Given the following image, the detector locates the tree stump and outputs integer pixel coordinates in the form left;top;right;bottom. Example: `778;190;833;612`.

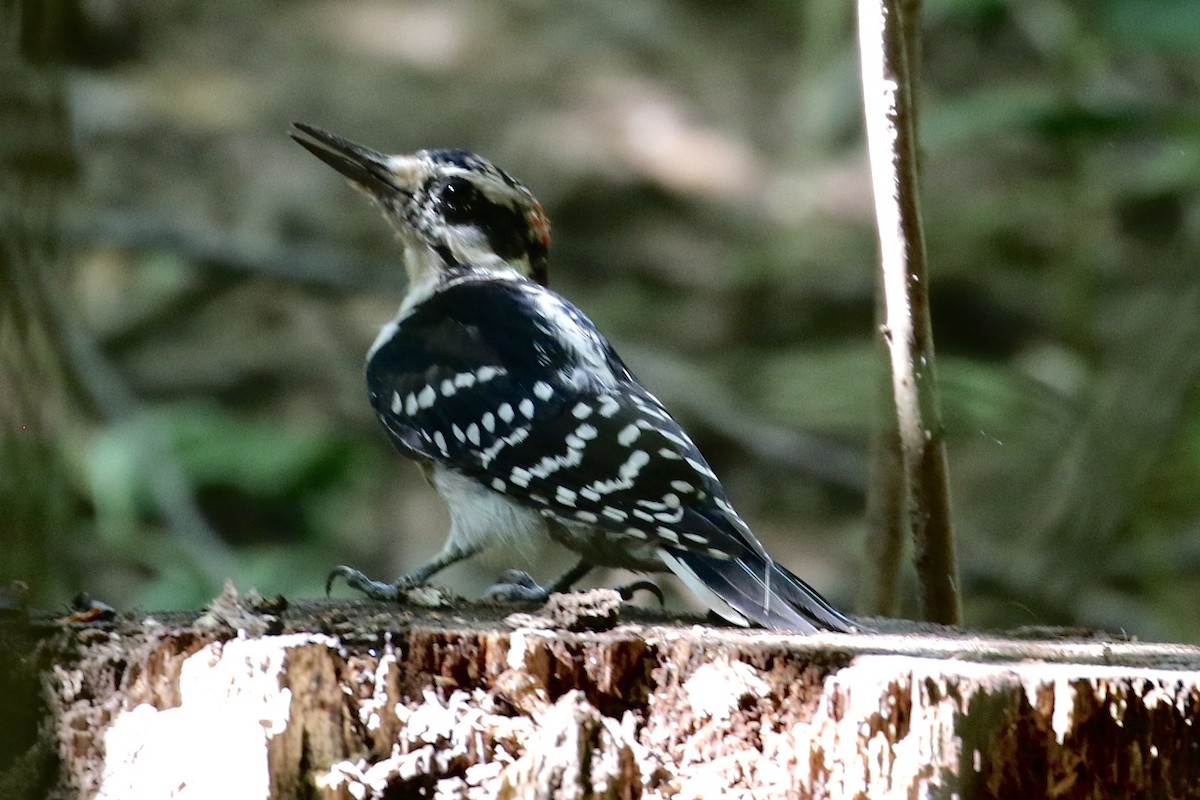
4;585;1200;799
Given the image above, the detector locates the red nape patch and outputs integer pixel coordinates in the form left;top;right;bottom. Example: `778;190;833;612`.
528;201;551;249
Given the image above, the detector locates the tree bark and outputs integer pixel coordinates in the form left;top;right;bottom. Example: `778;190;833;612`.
5;586;1200;799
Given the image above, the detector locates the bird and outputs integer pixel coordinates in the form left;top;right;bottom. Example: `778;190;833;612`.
290;122;855;633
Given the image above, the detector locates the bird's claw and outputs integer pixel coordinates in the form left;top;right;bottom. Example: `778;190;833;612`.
325;565;404;601
483;569;551;602
616;579;666;606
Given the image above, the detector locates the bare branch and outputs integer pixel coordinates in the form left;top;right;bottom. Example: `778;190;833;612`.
857;0;960;623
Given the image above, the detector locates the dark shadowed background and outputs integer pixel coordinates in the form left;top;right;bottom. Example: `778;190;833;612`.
3;0;1200;640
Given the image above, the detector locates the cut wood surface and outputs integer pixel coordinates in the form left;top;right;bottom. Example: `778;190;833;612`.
4;585;1200;799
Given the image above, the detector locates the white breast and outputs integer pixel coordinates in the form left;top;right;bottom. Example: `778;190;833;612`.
431;465;553;557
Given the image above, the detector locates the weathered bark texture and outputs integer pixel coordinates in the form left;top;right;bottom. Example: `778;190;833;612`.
5;589;1200;799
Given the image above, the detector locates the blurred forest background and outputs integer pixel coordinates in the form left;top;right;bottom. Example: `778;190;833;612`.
3;0;1200;640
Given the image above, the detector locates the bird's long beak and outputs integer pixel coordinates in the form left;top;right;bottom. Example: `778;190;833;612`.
290;122;406;199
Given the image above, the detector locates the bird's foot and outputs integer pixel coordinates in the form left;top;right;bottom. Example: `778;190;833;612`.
484;570;665;607
483;569;550;602
326;565;422;601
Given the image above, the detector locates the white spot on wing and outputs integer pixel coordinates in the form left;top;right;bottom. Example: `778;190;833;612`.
418;385;437;409
555;487;577;507
634;395;672;422
479;437;505;467
617;423;640;447
575;510;599;523
533;381;554;401
476;365;503;383
454;372;476;388
598;396;620;418
391;392;403;414
671;480;695;493
441;379;457;397
622;450;650;479
585;450;652;498
656;527;680;544
572;402;592;419
510;466;532;487
466;422;480;445
575;423;598;440
482;412;496;433
433;431;448;454
659;429;691;448
478;424;531;467
405;393;419;416
519;398;535;419
602;507;627;522
491;478;506;492
529;445;584;479
498;403;515;424
452;424;466;442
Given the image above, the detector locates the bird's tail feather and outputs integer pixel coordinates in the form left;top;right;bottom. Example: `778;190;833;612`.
662;547;856;633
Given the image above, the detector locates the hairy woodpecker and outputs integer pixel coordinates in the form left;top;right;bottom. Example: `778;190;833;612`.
291;123;855;633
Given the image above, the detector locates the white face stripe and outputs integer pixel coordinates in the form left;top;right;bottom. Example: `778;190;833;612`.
419;160;528;207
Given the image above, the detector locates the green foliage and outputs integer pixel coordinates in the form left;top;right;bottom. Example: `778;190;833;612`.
84;404;363;608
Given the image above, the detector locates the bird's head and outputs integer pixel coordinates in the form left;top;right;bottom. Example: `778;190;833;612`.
291;123;550;287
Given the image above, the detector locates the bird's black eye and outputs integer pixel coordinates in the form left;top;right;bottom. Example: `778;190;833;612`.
434;174;532;264
438;178;482;224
